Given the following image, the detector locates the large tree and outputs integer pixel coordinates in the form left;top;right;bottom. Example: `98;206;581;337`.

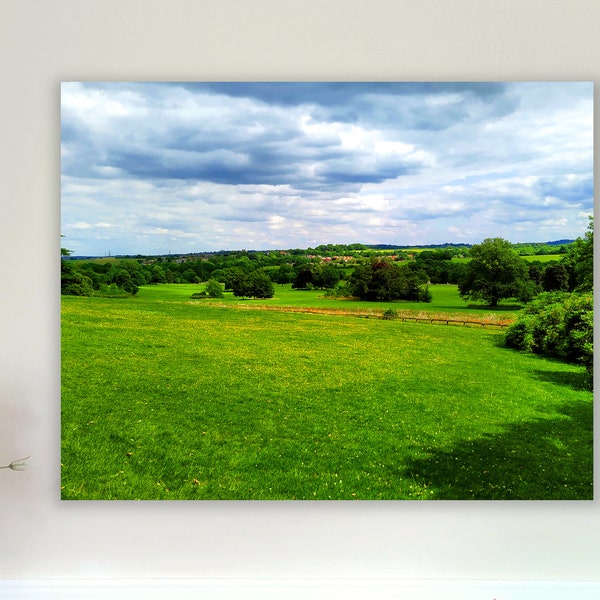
458;238;532;306
564;216;593;291
348;259;431;302
247;269;274;298
232;269;274;299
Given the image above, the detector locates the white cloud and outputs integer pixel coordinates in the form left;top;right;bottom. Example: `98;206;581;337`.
60;82;593;254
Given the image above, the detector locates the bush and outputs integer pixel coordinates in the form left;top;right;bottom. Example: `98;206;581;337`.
61;262;94;296
505;291;593;388
94;283;130;298
323;281;350;298
418;285;433;303
382;308;398;320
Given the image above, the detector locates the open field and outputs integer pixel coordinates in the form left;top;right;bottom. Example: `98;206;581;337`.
144;283;522;322
61;285;593;500
451;254;563;264
521;254;564;262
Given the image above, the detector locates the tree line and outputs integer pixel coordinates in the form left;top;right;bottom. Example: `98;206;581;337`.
62;222;593;388
61;232;587;304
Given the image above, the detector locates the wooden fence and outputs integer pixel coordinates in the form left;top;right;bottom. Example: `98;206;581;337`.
198;300;512;329
393;315;509;329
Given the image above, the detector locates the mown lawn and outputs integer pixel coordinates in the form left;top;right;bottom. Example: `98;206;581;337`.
61;288;593;500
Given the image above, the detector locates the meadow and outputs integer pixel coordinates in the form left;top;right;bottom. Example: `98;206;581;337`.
61;284;593;500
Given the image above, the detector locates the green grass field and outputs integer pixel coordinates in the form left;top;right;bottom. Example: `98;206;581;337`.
145;283;521;323
521;254;564;263
61;284;593;500
452;254;563;264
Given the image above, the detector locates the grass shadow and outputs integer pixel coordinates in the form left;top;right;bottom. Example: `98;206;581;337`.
532;369;590;391
402;400;593;500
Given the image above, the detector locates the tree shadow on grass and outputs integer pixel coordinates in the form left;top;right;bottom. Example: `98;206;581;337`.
532;369;590;391
402;399;593;500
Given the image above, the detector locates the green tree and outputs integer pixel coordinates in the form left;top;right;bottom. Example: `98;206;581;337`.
61;261;93;296
205;279;224;298
292;264;315;289
150;265;167;284
222;267;244;291
247;269;275;299
564;217;593;291
117;259;148;286
275;263;295;284
348;259;431;302
527;262;544;290
183;268;201;284
458;238;531;306
113;268;139;295
313;264;341;289
543;263;569;292
232;272;250;298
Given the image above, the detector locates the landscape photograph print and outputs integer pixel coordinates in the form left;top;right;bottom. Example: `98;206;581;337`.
61;82;593;500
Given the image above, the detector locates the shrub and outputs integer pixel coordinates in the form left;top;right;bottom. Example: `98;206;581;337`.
323;281;350;298
94;283;130;298
418;285;433;303
505;291;593;388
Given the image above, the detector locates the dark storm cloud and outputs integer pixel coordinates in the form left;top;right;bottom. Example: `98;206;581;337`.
182;82;517;134
62;83;432;188
182;81;507;108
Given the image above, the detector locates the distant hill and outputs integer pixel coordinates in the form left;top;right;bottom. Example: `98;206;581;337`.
367;240;574;251
367;243;472;250
64;239;575;260
545;239;574;246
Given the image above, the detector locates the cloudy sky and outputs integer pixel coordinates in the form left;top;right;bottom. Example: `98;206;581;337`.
61;82;593;256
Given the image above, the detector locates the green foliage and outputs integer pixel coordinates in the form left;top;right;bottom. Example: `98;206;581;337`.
61;261;94;296
291;264;315;289
61;258;146;296
458;237;531;306
563;216;593;291
113;268;139;295
149;265;167;284
505;291;593;389
232;272;250;298
543;263;569;292
348;259;432;302
247;269;275;298
182;268;201;284
413;249;468;284
274;263;295;284
232;269;274;298
205;279;224;298
323;280;351;299
314;264;342;289
94;283;131;297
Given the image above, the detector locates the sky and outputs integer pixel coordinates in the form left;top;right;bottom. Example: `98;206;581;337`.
61;82;593;256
